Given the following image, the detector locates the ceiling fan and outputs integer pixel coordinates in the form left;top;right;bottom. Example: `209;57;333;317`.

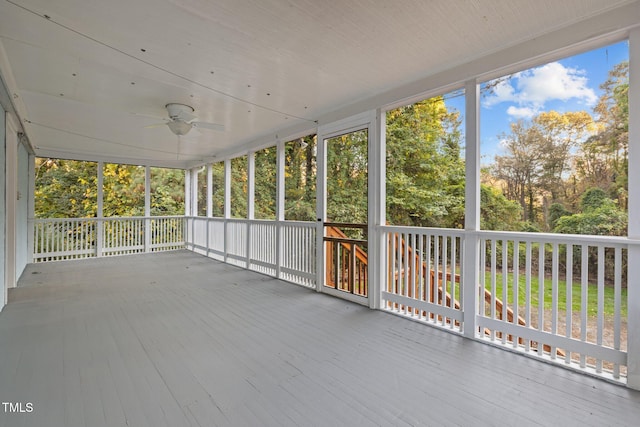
147;103;225;136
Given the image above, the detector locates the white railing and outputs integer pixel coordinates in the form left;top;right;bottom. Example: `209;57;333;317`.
477;230;628;382
185;217;317;289
33;217;97;261
32;216;185;262
33;215;632;383
380;225;631;383
280;221;316;288
381;226;465;332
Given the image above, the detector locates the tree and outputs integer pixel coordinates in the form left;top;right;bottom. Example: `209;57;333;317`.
576;61;628;209
386;97;465;228
36;158;185;218
285;136;316;221
35;158;98;218
150;167;185;216
491;111;595;229
326;131;368;224
480;185;523;231
230;156;248;218
554;188;626;236
254;146;277;219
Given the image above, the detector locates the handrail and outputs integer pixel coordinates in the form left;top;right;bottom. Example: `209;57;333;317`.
324;222;368;230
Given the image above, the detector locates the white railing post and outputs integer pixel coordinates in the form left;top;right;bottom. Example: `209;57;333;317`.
144;166;151;253
206;164;212;257
224;159;231;262
247;152;255;268
370;108;385;309
96;161;104;257
316;132;326;293
462;79;480;339
627;27;640;390
275;140;285;278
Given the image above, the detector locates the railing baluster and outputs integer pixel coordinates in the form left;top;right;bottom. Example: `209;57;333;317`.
538;243;545;339
551;243;559;359
597;245;605;373
490;239;497;341
565;244;573;364
614;246;622;379
580;244;588;368
513;240;519;348
501;239;507;344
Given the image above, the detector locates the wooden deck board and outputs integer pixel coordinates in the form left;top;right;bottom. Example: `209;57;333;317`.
1;250;639;426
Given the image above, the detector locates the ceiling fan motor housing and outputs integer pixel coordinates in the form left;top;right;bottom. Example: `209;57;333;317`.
165;103;195;120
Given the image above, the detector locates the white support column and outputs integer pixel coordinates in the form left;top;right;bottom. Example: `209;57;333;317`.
247;152;255;268
275;140;285;278
184;168;191;249
144;166;151;253
224;159;231;262
206;164;213;217
96;161;104;257
462;79;481;339
224;160;231;219
247;151;255;220
316;134;327;293
370;109;386;310
27;153;35;263
191;168;198;248
627;27;640;390
184;167;191;217
206;163;212;257
192;168;199;217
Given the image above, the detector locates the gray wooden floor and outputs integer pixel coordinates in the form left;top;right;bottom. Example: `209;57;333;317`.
1;251;639;427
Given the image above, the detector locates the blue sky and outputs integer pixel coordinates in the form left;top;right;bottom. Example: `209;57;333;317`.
443;40;629;165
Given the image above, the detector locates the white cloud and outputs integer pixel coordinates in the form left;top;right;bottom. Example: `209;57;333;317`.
506;106;537;119
483;62;597;118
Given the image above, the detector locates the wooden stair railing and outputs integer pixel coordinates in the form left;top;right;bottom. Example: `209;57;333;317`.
325;225;368;295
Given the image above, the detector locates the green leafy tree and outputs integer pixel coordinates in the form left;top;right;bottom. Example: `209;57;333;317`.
548;202;572;230
386;97;465;228
102;163;145;217
577;61;628;208
35;158;98;218
150;167;185;216
285;136;316;221
36;158;185;218
211;162;225;217
480;185;523;231
255;146;277;219
554;188;626;236
492;111;594;228
230;156;248;218
326;131;368;224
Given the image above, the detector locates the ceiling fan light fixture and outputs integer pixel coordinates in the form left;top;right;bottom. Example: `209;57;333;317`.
167;120;192;136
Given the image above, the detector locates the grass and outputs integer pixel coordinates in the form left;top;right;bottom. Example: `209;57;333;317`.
482;271;627;317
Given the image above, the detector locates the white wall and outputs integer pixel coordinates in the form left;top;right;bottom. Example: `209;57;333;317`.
15;141;28;280
0;107;5;310
4;113;17;294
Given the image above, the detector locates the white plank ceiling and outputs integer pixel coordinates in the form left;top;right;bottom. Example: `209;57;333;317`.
0;0;638;168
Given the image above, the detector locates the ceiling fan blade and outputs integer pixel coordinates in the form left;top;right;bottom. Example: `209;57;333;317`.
192;121;225;131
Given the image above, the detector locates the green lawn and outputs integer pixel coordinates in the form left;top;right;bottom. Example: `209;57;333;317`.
482;271;627;317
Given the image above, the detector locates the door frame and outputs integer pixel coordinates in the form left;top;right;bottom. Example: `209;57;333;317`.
316;111;377;306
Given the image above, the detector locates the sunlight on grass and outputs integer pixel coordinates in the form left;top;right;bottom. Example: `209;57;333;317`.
483;272;626;317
